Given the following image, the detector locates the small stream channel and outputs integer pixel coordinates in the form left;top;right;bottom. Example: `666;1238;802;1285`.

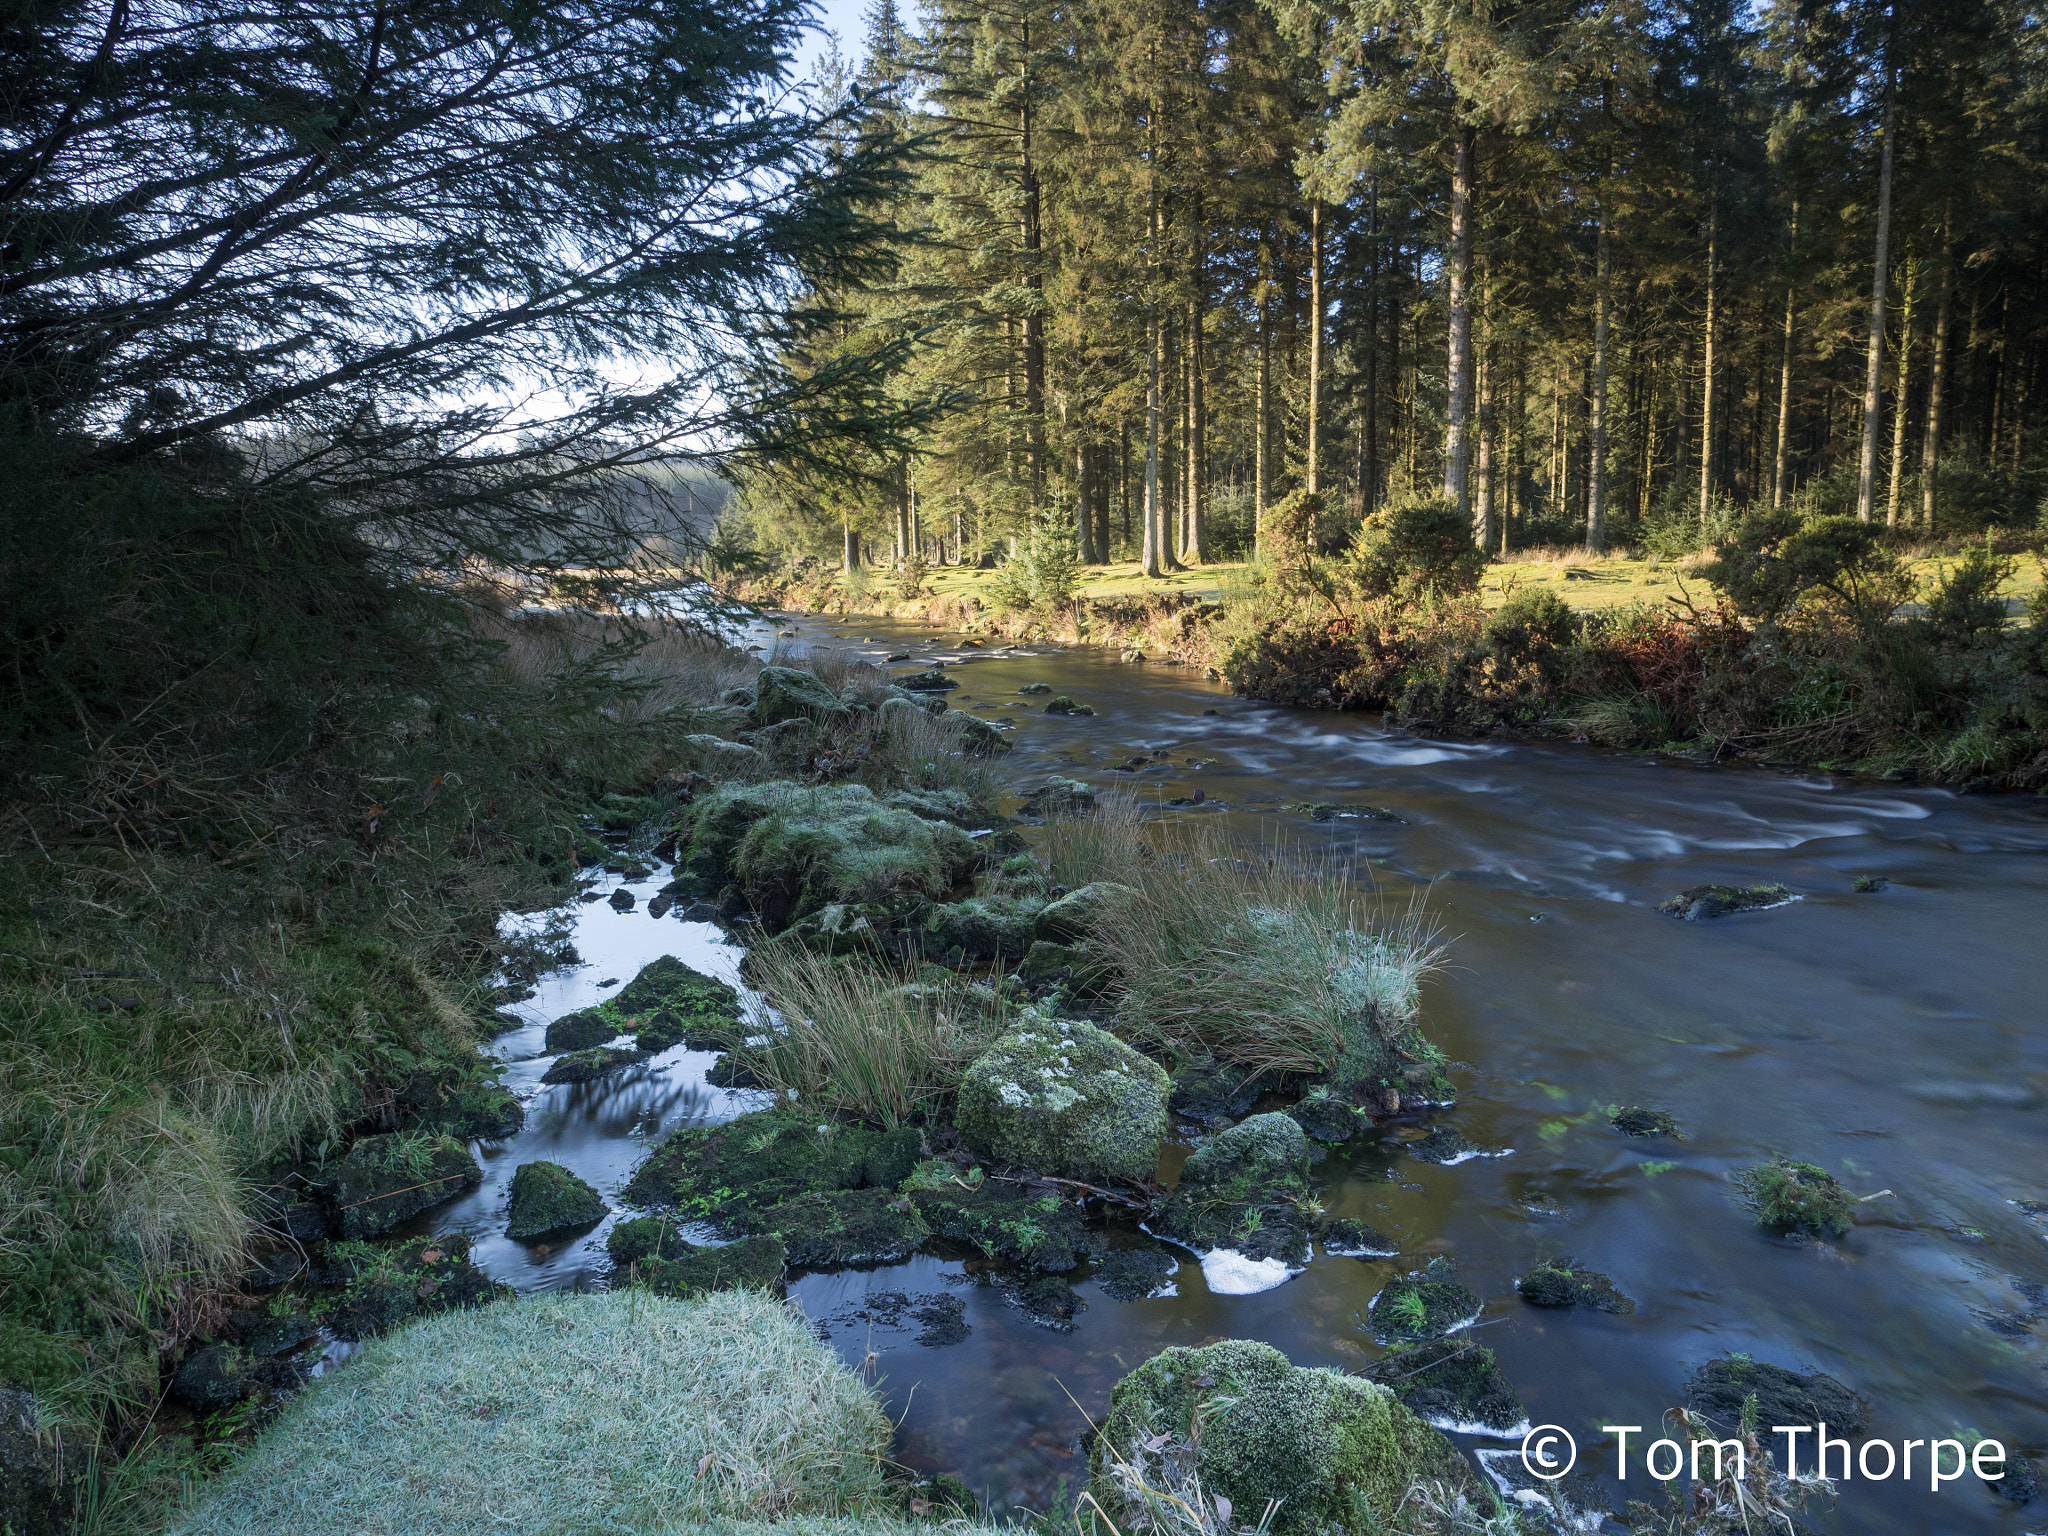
427;611;2048;1535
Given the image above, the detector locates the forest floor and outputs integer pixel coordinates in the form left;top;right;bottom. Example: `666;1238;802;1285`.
862;544;2046;618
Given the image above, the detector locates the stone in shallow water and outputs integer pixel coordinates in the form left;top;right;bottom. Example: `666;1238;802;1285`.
1684;1356;1867;1435
1610;1104;1680;1138
1154;1113;1313;1266
1368;1263;1483;1342
505;1160;607;1239
1363;1336;1526;1434
1320;1218;1399;1258
1514;1258;1633;1313
1094;1248;1180;1301
1404;1126;1505;1164
1657;882;1793;920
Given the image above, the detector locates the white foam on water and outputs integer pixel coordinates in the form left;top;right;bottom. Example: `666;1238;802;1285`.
1199;1249;1301;1295
1435;1148;1513;1167
1423;1415;1533;1440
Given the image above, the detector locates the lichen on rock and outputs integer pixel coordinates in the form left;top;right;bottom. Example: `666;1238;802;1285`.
611;953;743;1052
1362;1336;1526;1433
955;1021;1168;1185
1089;1339;1489;1536
1658;882;1795;920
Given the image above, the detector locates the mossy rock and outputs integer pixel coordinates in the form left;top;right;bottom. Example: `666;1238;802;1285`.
0;1387;73;1536
320;1234;511;1341
754;665;852;727
1031;881;1136;944
1287;1093;1361;1143
1319;1218;1398;1258
1090;1339;1488;1536
1017;776;1097;818
1658;882;1793;920
1362;1337;1525;1433
909;1181;1096;1271
920;893;1046;960
731;1188;930;1268
1733;1156;1857;1237
540;1045;647;1085
170;1343;261;1412
635;1235;788;1297
900;668;959;691
612;954;743;1051
505;1161;608;1239
409;1080;524;1141
1042;695;1094;716
1516;1259;1634;1313
544;1008;618;1052
621;1108;918;1218
1367;1269;1483;1342
1684;1356;1868;1434
883;786;1005;831
678;732;766;779
1167;1058;1274;1124
1154;1113;1312;1265
677;781;979;932
943;712;1013;757
956;1022;1168;1185
594;792;664;832
1018;939;1106;992
606;1216;689;1266
333;1133;482;1239
1094;1248;1180;1301
1610;1105;1680;1138
777;900;897;959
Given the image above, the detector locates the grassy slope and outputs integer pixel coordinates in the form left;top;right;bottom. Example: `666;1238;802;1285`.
830;549;2045;618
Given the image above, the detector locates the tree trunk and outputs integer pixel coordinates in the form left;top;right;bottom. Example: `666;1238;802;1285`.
1144;296;1163;578
1855;53;1898;523
1586;182;1612;551
843;518;859;574
1699;184;1718;521
1187;290;1207;562
1255;281;1270;556
1886;255;1918;525
894;458;910;566
1474;327;1494;551
1920;218;1954;531
1306;198;1324;499
1075;439;1094;563
1364;180;1380;514
1018;39;1045;512
1773;205;1798;509
1443;123;1475;513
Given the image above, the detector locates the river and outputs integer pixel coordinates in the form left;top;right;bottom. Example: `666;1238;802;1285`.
429;613;2048;1535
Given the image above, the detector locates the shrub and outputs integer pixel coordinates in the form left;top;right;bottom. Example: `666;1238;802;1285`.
1701;509;1909;629
735;949;1007;1127
1346;493;1488;602
1097;822;1449;1111
173;1289;894;1534
1485;586;1576;651
1922;536;2018;646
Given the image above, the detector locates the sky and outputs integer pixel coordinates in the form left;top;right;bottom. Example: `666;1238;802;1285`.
793;0;874;84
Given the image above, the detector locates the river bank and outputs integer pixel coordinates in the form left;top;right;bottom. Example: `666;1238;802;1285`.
724;531;2048;792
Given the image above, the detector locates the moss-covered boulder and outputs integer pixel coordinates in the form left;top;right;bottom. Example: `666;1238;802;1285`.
1288;1092;1362;1143
1685;1356;1868;1434
1658;882;1794;920
1018;939;1091;990
1155;1113;1312;1265
621;1108;920;1218
921;894;1046;960
1733;1155;1857;1237
882;786;1003;831
1362;1337;1526;1433
904;1166;1098;1271
1089;1340;1487;1536
731;1189;930;1268
544;1009;618;1053
678;732;766;779
1017;776;1097;818
1167;1058;1274;1125
505;1161;608;1239
754;665;852;727
540;1045;647;1085
606;1216;689;1265
1515;1258;1634;1312
170;1343;261;1412
955;1022;1168;1185
1032;881;1136;944
677;781;979;932
1319;1218;1399;1258
1367;1266;1483;1342
319;1234;511;1341
777;900;896;958
612;954;743;1052
332;1133;482;1239
633;1235;787;1298
1611;1105;1680;1138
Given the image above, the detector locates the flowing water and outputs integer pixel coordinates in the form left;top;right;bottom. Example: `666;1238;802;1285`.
430;614;2048;1535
